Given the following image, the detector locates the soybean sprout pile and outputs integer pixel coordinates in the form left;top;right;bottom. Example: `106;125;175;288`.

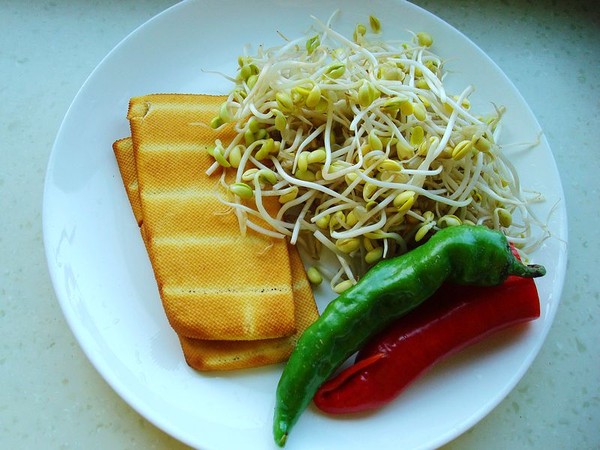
206;14;545;293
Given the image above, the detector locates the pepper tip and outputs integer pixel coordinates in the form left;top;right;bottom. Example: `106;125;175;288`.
276;432;288;447
273;418;289;447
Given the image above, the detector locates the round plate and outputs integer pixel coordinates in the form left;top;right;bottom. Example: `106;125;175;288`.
43;1;567;449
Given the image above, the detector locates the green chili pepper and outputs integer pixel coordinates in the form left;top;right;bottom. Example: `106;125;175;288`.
273;225;545;446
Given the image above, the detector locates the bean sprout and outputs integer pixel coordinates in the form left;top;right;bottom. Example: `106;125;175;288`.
206;13;546;291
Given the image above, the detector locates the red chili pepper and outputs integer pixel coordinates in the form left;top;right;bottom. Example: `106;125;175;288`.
313;254;541;415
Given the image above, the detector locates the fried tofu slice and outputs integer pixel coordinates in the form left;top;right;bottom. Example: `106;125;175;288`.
127;94;297;341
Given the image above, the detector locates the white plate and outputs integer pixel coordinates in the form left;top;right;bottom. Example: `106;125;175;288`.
43;1;568;449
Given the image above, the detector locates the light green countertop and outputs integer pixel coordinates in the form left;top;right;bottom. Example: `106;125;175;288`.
1;1;598;448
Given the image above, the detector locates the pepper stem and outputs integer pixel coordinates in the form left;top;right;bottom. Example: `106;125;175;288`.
510;261;547;278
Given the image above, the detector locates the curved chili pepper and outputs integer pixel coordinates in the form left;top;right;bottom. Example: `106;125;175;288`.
273;225;546;447
313;272;540;414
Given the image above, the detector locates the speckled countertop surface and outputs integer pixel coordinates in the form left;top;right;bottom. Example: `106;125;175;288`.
1;0;598;449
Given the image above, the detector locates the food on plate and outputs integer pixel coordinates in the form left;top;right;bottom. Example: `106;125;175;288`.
273;225;546;446
113;94;319;370
176;242;318;371
313;245;541;414
208;13;546;293
127;94;297;340
109;11;549;443
112;137;144;226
